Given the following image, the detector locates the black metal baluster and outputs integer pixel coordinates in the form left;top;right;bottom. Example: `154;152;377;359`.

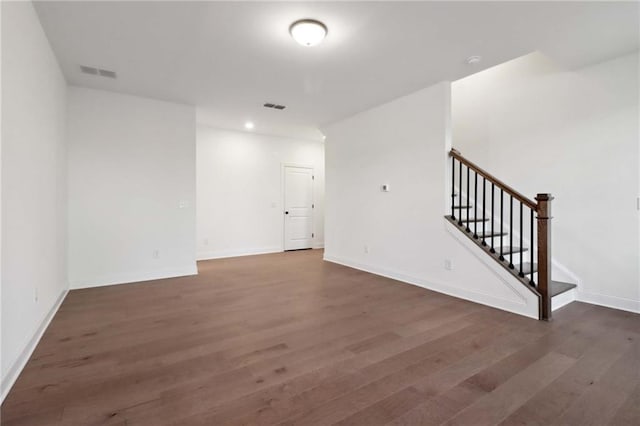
465;166;470;232
530;208;535;286
482;178;486;246
519;202;524;277
473;172;478;239
451;157;456;221
490;183;495;253
458;159;463;226
499;190;504;261
509;195;514;269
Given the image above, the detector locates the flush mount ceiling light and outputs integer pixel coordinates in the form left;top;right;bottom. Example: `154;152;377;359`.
244;121;254;130
289;19;327;47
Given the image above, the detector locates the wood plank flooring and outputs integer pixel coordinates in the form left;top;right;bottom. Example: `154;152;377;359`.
2;249;639;425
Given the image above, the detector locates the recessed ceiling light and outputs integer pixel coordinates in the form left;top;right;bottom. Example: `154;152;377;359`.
244;122;254;130
289;19;327;47
466;55;482;65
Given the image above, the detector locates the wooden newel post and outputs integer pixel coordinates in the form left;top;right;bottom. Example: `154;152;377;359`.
536;193;553;321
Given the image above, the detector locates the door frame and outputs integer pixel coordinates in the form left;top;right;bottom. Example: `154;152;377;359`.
281;163;315;251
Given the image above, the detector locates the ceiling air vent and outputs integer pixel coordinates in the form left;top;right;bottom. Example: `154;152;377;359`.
98;69;117;79
79;65;98;75
263;103;286;110
80;65;117;79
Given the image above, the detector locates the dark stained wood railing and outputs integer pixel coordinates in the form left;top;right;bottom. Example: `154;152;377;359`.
448;148;553;321
450;149;537;209
535;193;553;320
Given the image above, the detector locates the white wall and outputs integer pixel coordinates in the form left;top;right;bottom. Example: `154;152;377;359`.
1;1;68;397
67;87;197;288
323;82;540;319
453;51;640;313
197;126;324;259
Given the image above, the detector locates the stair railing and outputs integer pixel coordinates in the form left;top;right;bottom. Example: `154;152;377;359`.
449;149;553;320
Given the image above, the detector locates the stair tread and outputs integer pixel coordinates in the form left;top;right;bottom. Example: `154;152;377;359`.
475;229;507;238
496;246;529;254
551;280;577;297
515;262;537;275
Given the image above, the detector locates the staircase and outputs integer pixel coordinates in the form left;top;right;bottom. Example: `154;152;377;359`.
446;149;576;321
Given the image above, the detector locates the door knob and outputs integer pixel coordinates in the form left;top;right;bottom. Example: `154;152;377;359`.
285;211;289;214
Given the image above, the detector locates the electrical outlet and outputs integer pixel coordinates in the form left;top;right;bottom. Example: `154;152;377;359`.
153;250;160;259
34;287;39;303
364;245;370;254
203;238;209;246
444;259;453;271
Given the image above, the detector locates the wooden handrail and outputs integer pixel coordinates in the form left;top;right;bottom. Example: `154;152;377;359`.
450;149;537;210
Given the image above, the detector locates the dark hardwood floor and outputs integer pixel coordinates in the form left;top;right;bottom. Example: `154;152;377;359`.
2;250;639;425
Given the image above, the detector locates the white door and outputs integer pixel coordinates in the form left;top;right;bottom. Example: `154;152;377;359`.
284;166;314;250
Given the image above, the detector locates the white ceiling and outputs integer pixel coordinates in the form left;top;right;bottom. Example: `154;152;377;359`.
35;1;639;141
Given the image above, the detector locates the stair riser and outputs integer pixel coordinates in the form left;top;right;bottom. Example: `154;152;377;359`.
455;232;524;250
454;218;525;233
455;225;536;254
551;288;576;311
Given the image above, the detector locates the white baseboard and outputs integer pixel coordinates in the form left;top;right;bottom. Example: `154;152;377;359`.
1;289;68;402
323;254;539;319
313;241;325;249
577;290;640;314
197;246;282;261
70;264;198;289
